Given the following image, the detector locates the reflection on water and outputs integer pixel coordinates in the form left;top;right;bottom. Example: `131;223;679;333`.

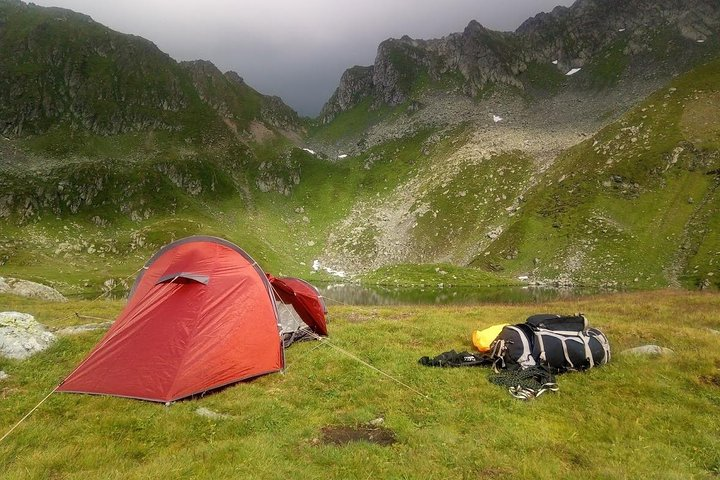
71;283;618;306
316;283;616;306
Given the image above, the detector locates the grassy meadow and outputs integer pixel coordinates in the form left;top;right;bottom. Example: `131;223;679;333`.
1;290;719;479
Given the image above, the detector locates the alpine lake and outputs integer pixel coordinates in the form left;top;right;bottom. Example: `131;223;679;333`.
77;283;622;305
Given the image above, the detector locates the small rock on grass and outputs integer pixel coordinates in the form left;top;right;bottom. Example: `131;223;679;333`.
0;312;56;360
55;322;113;336
368;417;385;427
0;370;8;381
195;407;231;420
621;345;674;356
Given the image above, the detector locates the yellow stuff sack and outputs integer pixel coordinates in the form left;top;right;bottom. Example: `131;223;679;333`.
472;324;509;352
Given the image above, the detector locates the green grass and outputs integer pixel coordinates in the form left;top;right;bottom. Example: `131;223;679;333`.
521;61;567;93
410;151;535;262
0;290;718;479
307;98;392;144
362;263;520;287
583;38;630;88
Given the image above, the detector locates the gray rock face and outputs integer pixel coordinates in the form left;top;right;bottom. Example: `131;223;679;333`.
621;344;675;356
319;66;374;123
0;277;67;302
320;0;720;121
0;311;56;360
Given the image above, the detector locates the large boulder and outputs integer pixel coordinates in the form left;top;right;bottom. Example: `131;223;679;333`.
0;277;67;302
0;312;56;359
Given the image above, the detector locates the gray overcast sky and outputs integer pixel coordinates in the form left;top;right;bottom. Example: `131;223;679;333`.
31;0;574;116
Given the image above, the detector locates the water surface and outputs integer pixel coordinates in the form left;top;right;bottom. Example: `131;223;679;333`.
73;283;618;306
316;283;616;306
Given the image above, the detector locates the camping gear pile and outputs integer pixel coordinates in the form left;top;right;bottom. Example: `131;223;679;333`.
420;313;611;400
54;235;608;404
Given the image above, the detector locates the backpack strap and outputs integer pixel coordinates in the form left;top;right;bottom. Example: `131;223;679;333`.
582;333;595;369
490;339;507;372
507;325;536;368
488;365;559;400
579;313;589;330
535;330;547;363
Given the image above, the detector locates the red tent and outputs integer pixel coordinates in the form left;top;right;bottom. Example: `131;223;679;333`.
57;237;285;403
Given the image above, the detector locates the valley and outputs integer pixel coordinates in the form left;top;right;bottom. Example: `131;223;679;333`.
0;0;719;294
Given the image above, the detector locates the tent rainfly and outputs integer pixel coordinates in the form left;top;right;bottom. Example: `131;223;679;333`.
268;274;327;346
57;236;327;403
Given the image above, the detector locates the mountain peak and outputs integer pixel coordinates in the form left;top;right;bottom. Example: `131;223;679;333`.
0;1;301;138
464;19;486;33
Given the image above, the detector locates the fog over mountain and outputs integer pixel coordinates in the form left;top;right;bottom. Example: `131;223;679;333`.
29;0;573;116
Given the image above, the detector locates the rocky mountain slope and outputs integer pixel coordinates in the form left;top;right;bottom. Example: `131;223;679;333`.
319;0;720;124
0;0;311;220
310;0;720;289
317;60;720;289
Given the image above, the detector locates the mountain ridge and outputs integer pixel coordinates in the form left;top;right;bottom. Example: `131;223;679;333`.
0;0;303;139
319;0;720;123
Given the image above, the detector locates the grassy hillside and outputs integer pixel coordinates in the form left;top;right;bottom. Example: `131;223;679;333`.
0;1;302;139
0;290;718;478
475;60;720;289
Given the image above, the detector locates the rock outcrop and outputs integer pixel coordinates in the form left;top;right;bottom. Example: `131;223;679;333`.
319;66;374;123
180;60;302;135
0;276;67;302
0;311;56;359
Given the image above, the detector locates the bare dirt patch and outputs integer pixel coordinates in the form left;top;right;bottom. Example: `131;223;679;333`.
249;120;276;143
320;425;397;446
681;92;720;148
699;374;720;387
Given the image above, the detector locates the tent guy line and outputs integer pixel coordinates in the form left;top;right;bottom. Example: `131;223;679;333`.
296;326;433;401
269;279;432;400
0;388;57;444
1;265;147;444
